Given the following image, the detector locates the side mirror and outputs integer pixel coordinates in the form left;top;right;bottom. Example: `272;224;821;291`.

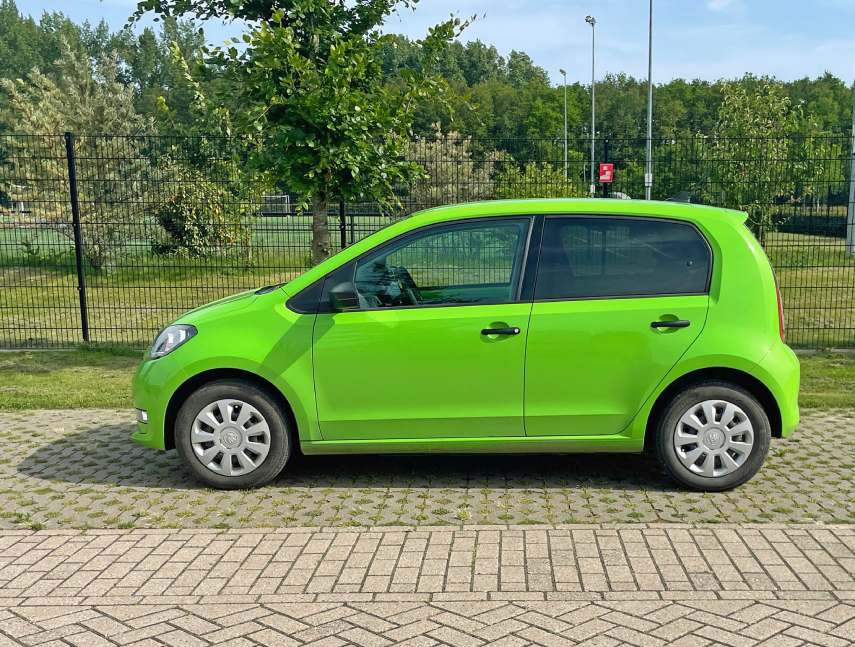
329;281;359;311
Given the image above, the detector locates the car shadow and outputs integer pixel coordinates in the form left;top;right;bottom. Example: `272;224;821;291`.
17;422;675;492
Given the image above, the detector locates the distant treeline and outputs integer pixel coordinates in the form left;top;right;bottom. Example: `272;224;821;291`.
0;0;851;140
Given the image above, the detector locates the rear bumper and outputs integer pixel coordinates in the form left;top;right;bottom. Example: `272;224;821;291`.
755;343;800;438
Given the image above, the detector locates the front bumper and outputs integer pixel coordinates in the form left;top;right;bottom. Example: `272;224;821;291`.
131;359;171;450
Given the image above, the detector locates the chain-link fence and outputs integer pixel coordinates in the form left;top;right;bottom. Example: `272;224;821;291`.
1;131;853;348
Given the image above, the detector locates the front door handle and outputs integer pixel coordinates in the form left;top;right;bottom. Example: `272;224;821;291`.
651;319;691;329
481;327;521;336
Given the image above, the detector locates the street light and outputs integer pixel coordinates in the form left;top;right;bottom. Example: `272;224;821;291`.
846;75;855;255
560;68;567;180
585;15;596;197
645;0;654;200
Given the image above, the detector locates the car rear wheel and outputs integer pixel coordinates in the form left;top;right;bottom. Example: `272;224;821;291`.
175;379;291;489
655;381;771;491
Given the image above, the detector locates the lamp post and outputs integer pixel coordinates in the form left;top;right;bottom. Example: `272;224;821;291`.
645;0;654;200
585;15;596;197
847;74;855;255
560;68;568;180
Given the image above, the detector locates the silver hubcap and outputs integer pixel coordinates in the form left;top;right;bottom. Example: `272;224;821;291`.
673;399;755;478
191;399;271;477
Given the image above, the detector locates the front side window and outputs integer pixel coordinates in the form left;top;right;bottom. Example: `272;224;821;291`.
535;216;711;300
351;218;530;308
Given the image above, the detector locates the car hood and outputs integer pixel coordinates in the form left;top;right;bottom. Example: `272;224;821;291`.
175;289;261;327
186;289;256;314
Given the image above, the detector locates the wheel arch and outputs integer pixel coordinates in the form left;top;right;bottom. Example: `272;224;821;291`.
164;368;299;451
644;366;782;451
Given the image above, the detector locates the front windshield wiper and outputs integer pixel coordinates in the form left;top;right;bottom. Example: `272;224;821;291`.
255;282;286;295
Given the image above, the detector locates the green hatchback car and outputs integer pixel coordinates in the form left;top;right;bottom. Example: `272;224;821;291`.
133;199;799;491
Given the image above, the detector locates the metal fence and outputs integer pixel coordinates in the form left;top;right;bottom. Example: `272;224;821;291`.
1;131;853;348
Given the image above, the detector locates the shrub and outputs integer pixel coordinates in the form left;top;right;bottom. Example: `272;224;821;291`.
152;181;248;259
410;127;505;206
494;160;585;199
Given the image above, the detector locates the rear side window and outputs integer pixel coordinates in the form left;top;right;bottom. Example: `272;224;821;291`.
535;216;711;300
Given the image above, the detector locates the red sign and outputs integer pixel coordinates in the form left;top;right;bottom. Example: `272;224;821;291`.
599;162;614;183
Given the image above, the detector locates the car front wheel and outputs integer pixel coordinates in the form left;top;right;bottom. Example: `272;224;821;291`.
655;381;771;491
175;379;291;489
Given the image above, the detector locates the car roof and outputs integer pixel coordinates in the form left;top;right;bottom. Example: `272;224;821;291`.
410;198;747;225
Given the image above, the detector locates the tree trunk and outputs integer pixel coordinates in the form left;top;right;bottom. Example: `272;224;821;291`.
311;192;331;265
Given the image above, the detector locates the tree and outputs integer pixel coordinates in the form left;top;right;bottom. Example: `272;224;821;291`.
787;72;851;131
138;0;468;264
0;2;213;135
0;40;152;269
7;2;855;141
409;126;504;207
701;80;801;235
506;50;549;87
0;0;43;85
115;17;207;128
457;40;505;86
788;116;846;209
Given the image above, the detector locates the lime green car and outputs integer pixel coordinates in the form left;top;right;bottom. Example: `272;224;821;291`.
133;199;799;491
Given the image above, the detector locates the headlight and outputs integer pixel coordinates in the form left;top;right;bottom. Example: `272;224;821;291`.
148;324;197;359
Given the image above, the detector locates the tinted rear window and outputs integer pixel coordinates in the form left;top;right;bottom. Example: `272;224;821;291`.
535;216;711;300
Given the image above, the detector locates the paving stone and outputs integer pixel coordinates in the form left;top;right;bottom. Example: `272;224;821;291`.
5;597;853;647
2;409;853;529
0;409;853;645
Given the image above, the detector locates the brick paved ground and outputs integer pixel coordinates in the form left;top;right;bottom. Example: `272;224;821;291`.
2;410;855;644
1;409;853;529
0;525;853;646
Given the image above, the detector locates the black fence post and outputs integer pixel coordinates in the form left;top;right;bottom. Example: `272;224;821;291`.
64;132;90;343
601;138;610;199
338;199;347;249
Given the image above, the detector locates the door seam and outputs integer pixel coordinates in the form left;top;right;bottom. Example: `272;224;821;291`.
521;302;535;436
618;297;712;435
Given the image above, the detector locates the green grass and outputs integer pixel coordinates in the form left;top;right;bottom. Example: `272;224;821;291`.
0;345;852;411
0;345;139;410
798;352;855;408
760;231;855;349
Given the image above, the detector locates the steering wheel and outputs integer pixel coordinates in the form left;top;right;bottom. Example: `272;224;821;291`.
391;266;422;306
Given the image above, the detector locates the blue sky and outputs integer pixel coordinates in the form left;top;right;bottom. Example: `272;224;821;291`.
16;0;855;86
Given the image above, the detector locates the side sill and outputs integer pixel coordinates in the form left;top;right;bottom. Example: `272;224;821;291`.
300;435;642;455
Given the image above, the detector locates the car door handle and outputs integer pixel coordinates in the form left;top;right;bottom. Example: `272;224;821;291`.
481;327;521;336
651;319;691;329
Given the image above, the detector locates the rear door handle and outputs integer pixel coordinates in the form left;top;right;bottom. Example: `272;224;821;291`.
651;320;691;329
481;327;521;336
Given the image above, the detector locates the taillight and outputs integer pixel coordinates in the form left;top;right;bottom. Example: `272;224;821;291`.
775;282;785;342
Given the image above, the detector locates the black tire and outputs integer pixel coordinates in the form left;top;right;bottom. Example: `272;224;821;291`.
654;381;771;491
175;379;291;489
